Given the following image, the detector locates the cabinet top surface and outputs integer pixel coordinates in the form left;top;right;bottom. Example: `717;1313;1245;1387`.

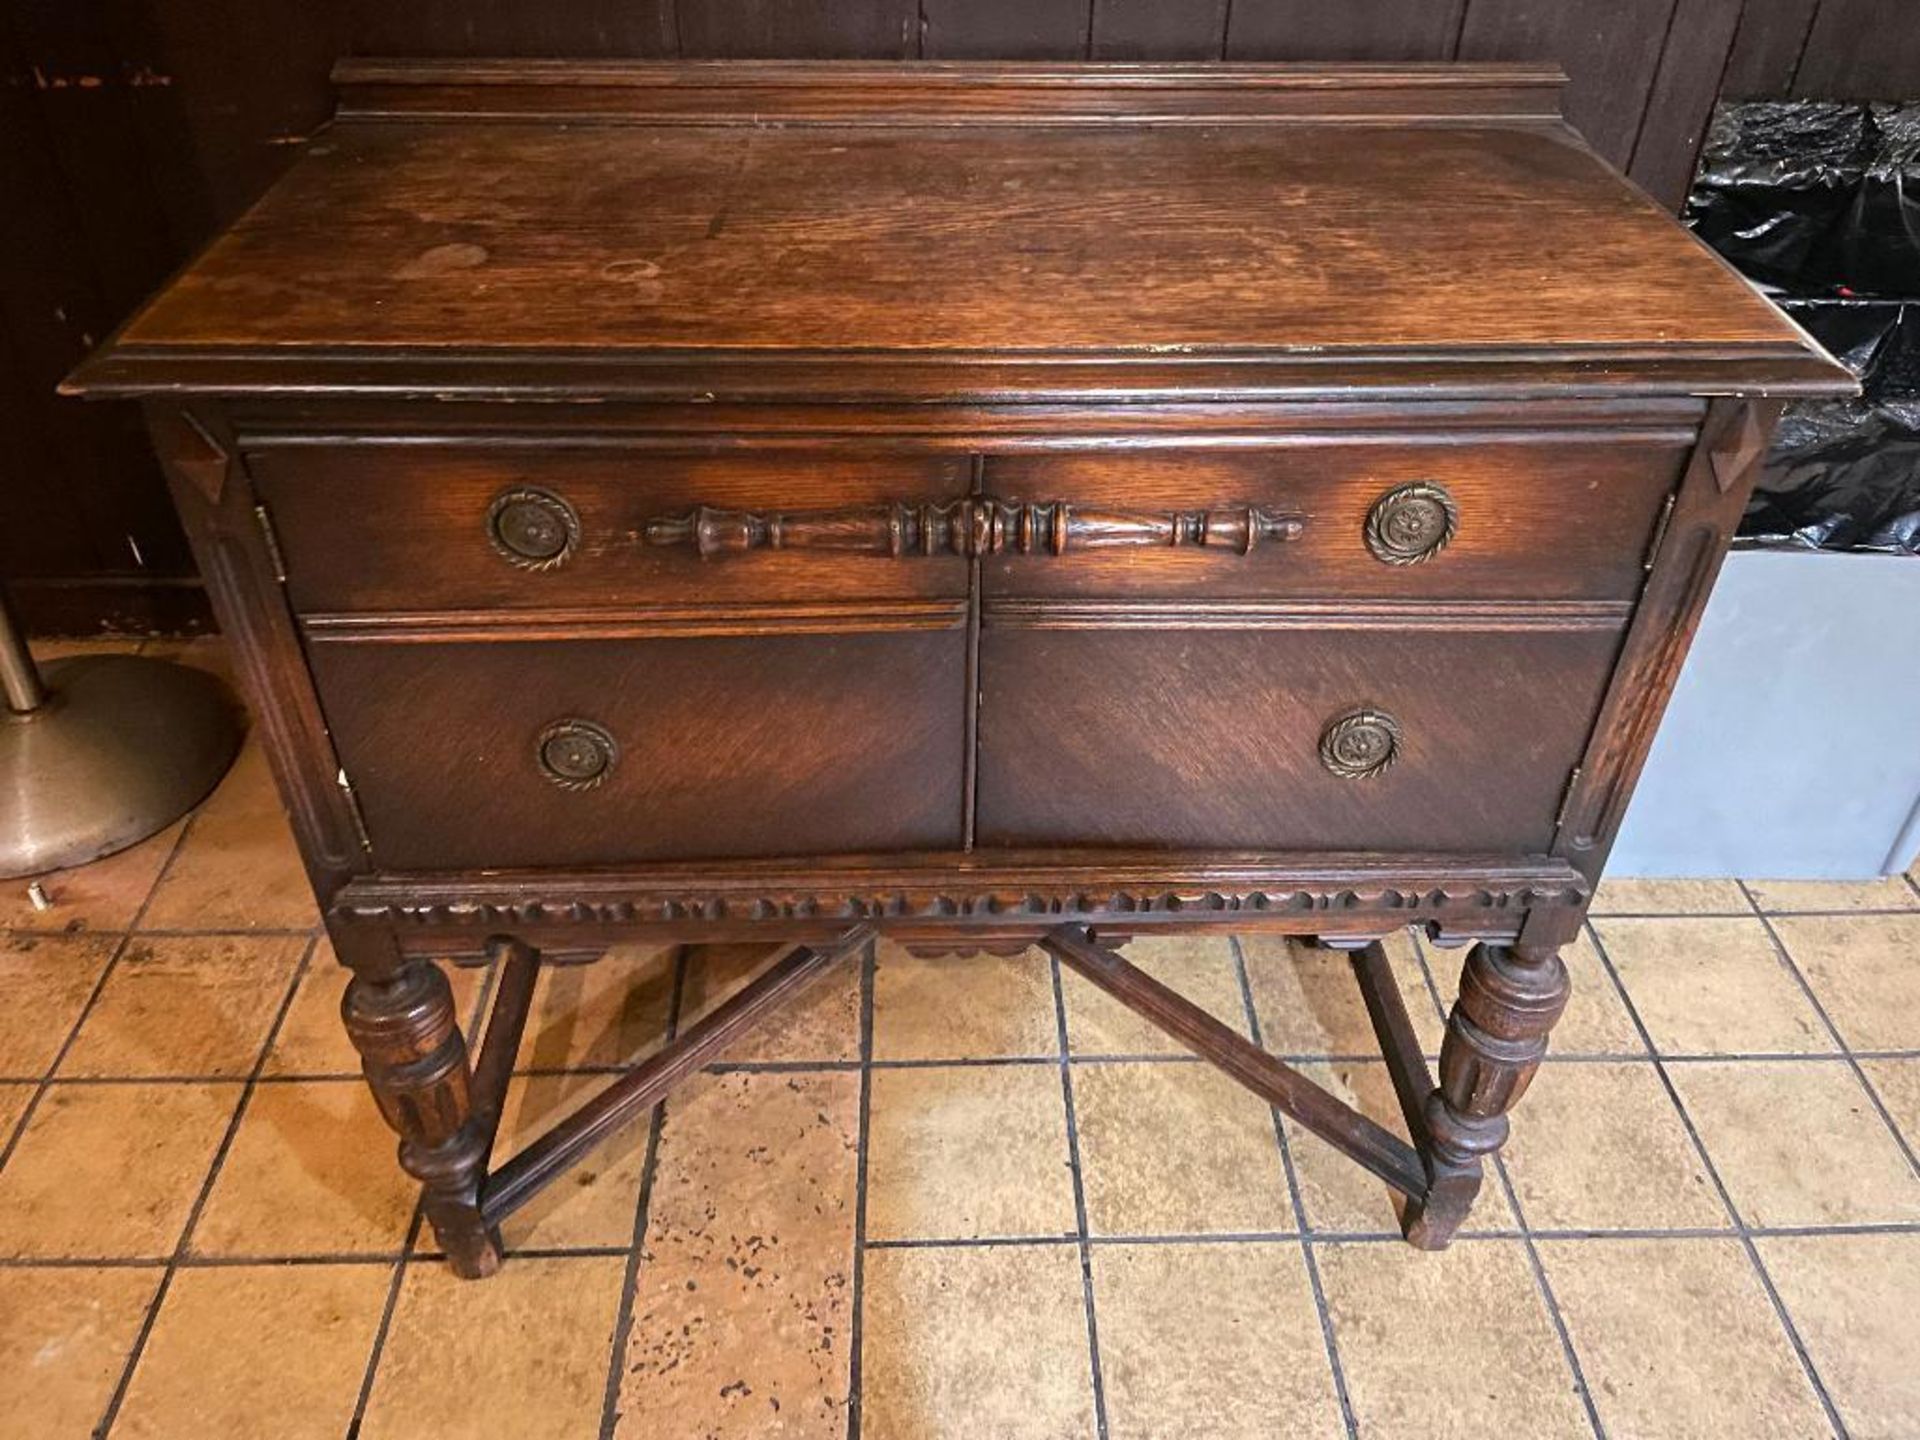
72;61;1851;403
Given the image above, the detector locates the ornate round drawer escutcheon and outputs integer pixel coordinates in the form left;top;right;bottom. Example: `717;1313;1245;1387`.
536;719;617;790
487;486;580;570
1319;708;1403;781
1365;481;1458;565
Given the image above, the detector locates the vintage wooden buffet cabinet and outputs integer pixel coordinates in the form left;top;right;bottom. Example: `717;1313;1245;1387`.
71;60;1851;1278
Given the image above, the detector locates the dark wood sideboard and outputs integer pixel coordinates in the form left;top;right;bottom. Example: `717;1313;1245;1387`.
68;60;1851;1280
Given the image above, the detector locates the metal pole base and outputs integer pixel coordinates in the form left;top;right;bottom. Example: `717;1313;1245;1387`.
0;653;243;879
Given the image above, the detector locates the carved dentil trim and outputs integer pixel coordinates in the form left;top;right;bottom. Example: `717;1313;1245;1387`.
336;880;1588;929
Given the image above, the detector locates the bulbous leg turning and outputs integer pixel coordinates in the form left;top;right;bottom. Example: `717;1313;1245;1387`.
1404;940;1569;1249
341;956;501;1278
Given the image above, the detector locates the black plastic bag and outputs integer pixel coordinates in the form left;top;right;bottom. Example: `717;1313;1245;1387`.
1829;105;1920;298
1740;400;1920;554
1689;102;1920;554
1686;102;1874;290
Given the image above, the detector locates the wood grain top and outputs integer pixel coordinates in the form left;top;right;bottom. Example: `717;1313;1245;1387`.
70;62;1850;402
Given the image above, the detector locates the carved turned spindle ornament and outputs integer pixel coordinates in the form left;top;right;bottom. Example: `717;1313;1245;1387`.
644;498;1306;559
341;960;501;1276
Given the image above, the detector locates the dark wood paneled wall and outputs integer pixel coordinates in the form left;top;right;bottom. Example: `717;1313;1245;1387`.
5;0;1915;633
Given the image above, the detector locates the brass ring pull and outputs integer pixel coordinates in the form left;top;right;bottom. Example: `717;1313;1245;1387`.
1365;481;1458;565
536;719;616;791
488;486;580;570
1319;708;1402;780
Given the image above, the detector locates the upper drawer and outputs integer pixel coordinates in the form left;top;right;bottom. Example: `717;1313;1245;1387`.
980;443;1686;601
248;447;973;614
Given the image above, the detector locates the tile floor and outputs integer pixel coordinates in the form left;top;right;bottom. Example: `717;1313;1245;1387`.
4;637;1919;1439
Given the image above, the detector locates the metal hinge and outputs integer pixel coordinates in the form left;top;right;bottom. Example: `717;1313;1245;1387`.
336;768;373;854
254;503;288;583
1642;491;1678;572
1554;766;1584;833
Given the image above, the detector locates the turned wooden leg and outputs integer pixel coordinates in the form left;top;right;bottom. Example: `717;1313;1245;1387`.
1403;940;1569;1249
338;944;501;1278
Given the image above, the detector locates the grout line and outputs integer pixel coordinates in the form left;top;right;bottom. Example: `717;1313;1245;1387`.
17;1216;1920;1271
1408;932;1607;1438
596;943;689;1440
29;1044;1920;1094
1592;904;1919;920
0;819;200;1170
1738;881;1920;1180
91;928;316;1438
1048;952;1111;1440
1491;1150;1608;1440
846;938;879;1440
346;1207;427;1438
1584;919;1850;1439
1232;935;1359;1440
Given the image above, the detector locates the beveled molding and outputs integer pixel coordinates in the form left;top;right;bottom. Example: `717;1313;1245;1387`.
331;850;1590;949
229;395;1709;447
333;58;1572;127
982;597;1634;632
73;345;1846;406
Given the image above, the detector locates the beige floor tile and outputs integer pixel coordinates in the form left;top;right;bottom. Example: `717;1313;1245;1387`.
679;940;861;1065
0;1266;160;1440
361;1254;628;1440
1593;917;1827;1055
1431;931;1644;1057
0;1082;30;1140
1861;1057;1920;1151
614;1069;859;1439
190;1081;416;1257
1758;1233;1920;1440
0;1082;240;1258
1285;1061;1515;1237
1670;1060;1920;1226
1244;930;1445;1059
0;933;117;1076
866;1063;1075;1241
1063;932;1249;1056
1503;1062;1728;1231
1073;1060;1292;1236
1773;913;1920;1053
519;944;676;1071
1541;1237;1828;1438
112;1262;391;1440
58;933;306;1078
139;741;318;932
1589;876;1750;915
1093;1240;1342;1440
861;1244;1095;1440
1746;876;1919;913
266;947;489;1077
488;1071;650;1252
872;941;1058;1061
0;821;182;934
1319;1239;1590;1439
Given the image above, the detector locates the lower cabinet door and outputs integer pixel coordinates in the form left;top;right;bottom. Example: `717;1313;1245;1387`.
974;625;1622;854
308;631;967;868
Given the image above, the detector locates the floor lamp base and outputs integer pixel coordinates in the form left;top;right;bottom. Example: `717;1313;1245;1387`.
0;653;242;880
